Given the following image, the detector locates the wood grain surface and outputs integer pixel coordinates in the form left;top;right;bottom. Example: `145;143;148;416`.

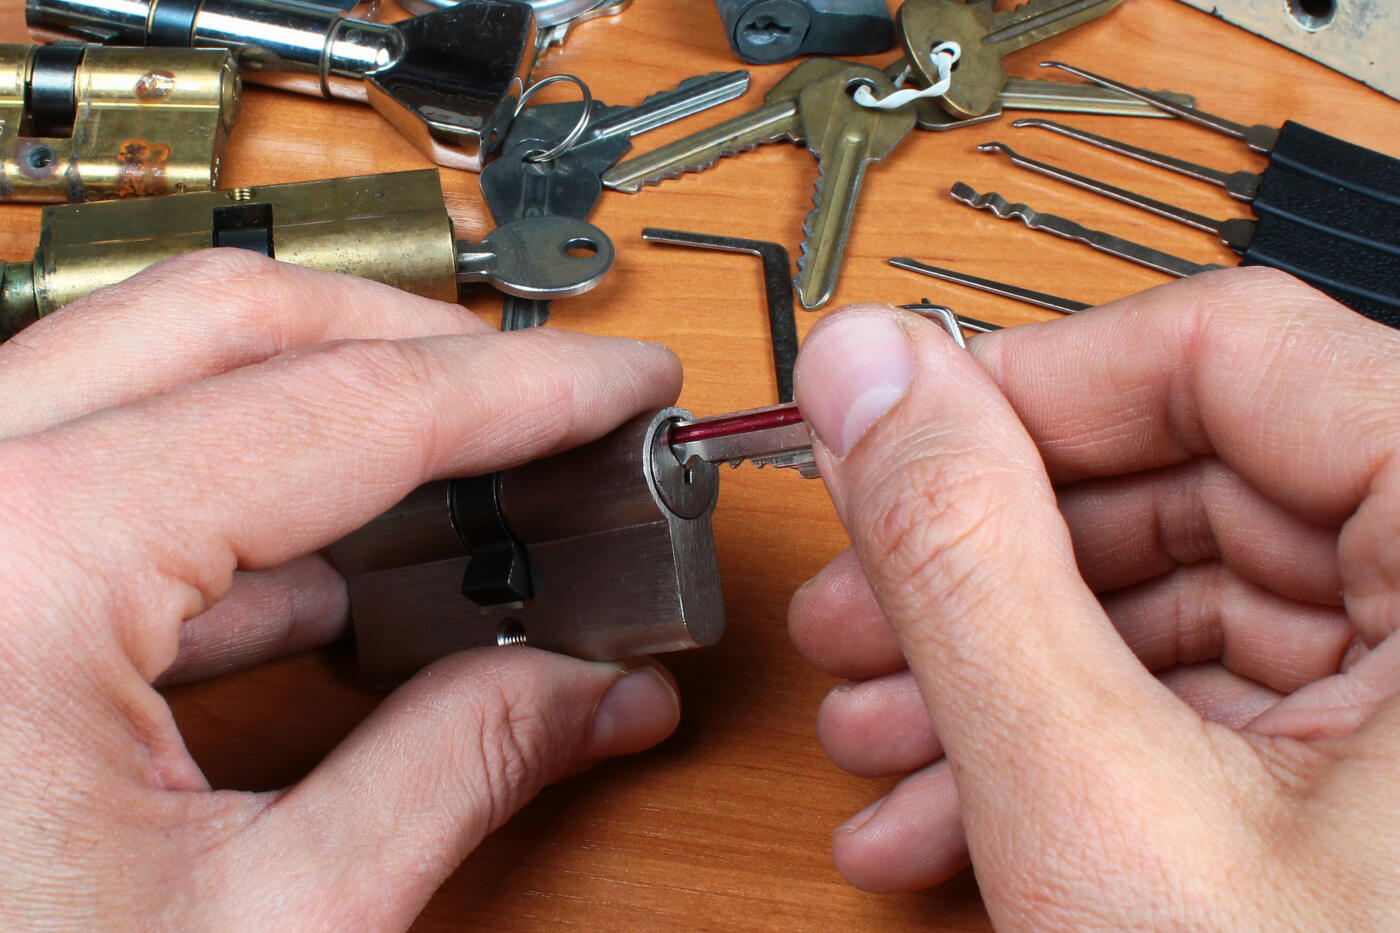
1;1;1396;929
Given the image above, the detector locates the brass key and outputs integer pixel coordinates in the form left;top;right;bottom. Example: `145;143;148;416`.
795;64;915;309
898;0;1121;118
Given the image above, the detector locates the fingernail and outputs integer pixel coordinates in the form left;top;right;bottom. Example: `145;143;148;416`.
586;666;680;759
836;795;886;836
795;313;914;458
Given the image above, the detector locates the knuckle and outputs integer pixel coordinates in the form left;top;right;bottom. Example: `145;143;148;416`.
861;452;1012;619
465;674;551;831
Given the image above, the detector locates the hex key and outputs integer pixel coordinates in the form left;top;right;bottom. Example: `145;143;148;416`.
642;227;798;404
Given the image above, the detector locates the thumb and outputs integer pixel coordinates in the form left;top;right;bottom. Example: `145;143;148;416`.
211;648;677;928
793;308;1219;882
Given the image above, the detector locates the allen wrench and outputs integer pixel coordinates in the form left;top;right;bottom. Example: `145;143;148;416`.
642;227;799;404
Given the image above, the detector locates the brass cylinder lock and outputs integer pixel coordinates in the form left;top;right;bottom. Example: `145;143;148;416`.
0;169;459;338
0;43;240;203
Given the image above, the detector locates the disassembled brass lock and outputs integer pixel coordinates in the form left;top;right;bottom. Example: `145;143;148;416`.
329;408;725;684
0;43;239;202
0;168;615;338
0;170;456;336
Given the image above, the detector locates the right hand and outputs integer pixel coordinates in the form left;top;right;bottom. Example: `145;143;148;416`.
789;269;1400;928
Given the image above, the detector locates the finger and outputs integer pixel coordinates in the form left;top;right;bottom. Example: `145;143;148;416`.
971;267;1400;524
818;671;940;778
9;329;680;679
1158;663;1282;729
830;761;966;894
1248;630;1399;741
1061;458;1343;605
794;306;1206;870
788;547;901;680
156;554;347;686
0;250;492;439
209;649;679;928
1101;562;1356;693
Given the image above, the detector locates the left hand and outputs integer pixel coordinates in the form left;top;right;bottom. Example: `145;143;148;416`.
0;251;684;929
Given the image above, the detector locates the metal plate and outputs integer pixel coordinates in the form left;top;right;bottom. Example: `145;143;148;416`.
1173;0;1398;101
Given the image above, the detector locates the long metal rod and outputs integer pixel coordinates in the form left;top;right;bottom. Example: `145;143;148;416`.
889;258;1090;314
975;142;1221;233
975;143;1257;251
1038;61;1280;152
950;182;1227;278
1011;117;1260;200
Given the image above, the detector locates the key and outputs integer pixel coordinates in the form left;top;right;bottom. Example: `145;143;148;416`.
455;214;614;299
484;71;752;329
602;57;850;193
897;0;1121;118
795;63;916;309
664;307;969;478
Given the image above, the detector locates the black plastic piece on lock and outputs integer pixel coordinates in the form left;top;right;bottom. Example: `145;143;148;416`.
451;473;534;606
25;44;85;137
713;0;893;65
148;0;202;45
212;202;276;256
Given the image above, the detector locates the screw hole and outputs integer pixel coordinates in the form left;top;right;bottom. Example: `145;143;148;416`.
1285;0;1335;30
563;237;598;259
496;619;528;647
26;147;54;169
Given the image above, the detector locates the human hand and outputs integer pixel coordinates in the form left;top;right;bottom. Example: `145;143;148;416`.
788;269;1400;927
0;251;683;929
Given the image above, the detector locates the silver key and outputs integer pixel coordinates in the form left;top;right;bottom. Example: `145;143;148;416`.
796;64;916;309
456;215;614;299
602;58;849;193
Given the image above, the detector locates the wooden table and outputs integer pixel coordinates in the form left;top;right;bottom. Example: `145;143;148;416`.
2;1;1396;928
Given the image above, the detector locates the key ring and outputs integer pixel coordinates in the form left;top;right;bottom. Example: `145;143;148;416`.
513;73;594;163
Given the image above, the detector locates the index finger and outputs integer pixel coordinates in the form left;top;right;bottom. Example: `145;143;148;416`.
975;268;1400;525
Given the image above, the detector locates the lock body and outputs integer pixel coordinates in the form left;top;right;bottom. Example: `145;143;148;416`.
329;408;726;685
0;43;239;203
0;169;458;338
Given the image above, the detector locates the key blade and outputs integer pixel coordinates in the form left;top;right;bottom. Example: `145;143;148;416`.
796;66;915;310
668;404;819;478
602;58;851;193
586;70;751;143
601;100;799;192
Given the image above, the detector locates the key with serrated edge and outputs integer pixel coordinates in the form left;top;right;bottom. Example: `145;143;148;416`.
796;63;916;310
602;58;849;194
897;0;1121;118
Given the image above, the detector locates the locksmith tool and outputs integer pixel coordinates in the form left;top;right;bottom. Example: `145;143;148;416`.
713;0;893;65
604;58;918;310
482;69;750;330
1012;118;1400;254
0;43;239;202
947;181;1400;326
974;141;1400;326
890;257;1090;314
895;73;1197;132
26;0;534;172
1040;62;1400;209
0;169;613;339
902;300;1001;335
642;227;798;404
